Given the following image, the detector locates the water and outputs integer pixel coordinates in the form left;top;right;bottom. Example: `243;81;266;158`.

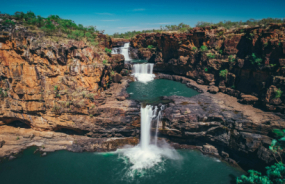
132;63;155;83
127;79;199;103
116;105;181;177
112;42;131;61
0;147;244;184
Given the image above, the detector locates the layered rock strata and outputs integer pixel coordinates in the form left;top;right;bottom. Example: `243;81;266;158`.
130;24;285;112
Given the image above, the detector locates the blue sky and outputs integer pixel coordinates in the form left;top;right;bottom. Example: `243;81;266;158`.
1;0;285;34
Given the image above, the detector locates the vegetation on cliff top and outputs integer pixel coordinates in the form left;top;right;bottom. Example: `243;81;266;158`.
0;11;104;46
196;18;285;29
112;18;285;39
112;23;191;39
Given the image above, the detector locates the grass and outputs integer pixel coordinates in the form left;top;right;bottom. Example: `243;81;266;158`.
147;45;154;49
103;60;108;65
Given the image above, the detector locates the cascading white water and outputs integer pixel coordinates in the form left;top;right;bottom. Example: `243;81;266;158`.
111;42;131;61
132;63;155;83
116;105;181;176
155;105;164;146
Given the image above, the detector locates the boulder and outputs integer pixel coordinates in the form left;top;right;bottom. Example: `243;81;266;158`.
239;94;259;105
208;86;219;94
201;144;219;156
113;73;122;83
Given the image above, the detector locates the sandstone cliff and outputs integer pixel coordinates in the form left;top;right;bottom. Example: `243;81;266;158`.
130;24;285;113
0;18;140;158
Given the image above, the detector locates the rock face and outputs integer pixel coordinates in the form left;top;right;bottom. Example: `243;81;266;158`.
1;20;285;173
130;24;285;112
111;38;129;47
153;74;284;170
0;23;141;158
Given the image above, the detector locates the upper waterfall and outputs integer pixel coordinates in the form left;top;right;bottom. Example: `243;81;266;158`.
132;63;155;83
111;42;131;61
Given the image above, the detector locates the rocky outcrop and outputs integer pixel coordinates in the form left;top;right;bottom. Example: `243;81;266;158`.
152;74;285;170
0;23;141;158
111;38;129;47
130;24;285;113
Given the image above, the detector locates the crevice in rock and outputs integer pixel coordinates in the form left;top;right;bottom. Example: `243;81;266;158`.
54;126;89;136
5;120;31;128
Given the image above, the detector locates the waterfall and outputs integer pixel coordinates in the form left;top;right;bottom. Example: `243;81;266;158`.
155;105;164;146
111;42;131;61
132;63;155;83
116;105;181;175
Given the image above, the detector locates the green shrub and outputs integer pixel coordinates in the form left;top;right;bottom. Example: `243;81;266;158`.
275;89;283;99
237;129;285;184
200;45;208;52
236;165;284;184
192;46;197;51
219;69;228;78
147;45;154;49
204;68;208;72
54;85;58;91
207;53;215;59
264;42;268;47
111;70;115;76
219;50;223;55
3;19;15;26
68;30;84;40
218;31;224;36
251;53;263;66
105;48;112;54
103;60;108;65
228;55;235;62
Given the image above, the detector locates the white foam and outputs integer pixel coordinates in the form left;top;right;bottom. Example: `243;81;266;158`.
132;63;155;83
116;105;182;176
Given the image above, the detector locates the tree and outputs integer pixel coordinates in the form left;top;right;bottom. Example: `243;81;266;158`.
236;129;285;184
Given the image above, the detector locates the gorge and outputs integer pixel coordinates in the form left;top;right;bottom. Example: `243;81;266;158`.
0;11;285;184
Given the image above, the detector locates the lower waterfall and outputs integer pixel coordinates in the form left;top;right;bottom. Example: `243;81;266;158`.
116;105;181;176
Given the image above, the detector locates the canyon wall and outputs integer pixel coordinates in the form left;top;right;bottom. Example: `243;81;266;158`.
130;24;285;113
0;24;140;158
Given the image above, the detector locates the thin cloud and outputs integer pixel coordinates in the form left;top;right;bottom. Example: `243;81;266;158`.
142;22;173;25
117;26;138;29
100;19;120;21
96;13;113;15
157;22;172;25
132;8;145;11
